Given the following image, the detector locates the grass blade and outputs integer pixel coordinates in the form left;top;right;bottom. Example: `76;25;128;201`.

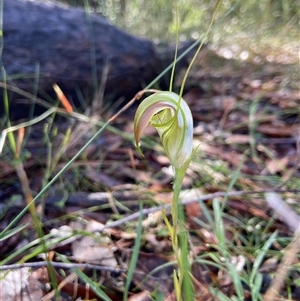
123;202;143;301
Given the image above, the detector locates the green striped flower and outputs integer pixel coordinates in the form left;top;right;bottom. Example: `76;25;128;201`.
134;91;193;168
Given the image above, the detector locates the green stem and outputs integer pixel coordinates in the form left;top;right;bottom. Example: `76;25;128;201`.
172;165;194;301
171;167;182;249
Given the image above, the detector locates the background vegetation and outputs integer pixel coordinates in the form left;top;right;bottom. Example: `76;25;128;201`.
60;0;299;64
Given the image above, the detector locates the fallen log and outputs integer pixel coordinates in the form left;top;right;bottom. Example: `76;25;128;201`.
0;0;195;120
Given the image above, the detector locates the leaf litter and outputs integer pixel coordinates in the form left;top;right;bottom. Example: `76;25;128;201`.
0;46;299;300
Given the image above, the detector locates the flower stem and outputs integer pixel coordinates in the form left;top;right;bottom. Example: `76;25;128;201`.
171;165;194;301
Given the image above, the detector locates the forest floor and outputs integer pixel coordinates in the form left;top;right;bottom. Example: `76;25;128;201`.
0;46;299;301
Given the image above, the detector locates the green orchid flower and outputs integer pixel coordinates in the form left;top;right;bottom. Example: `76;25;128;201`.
134;91;193;168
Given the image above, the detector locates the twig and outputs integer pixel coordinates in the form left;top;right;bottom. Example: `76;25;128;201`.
265;192;300;232
0;261;125;273
98;188;300;232
108;89;160;122
42;271;78;301
263;230;300;301
264;192;300;300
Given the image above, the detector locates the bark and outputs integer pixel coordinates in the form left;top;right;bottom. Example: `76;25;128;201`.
0;0;195;119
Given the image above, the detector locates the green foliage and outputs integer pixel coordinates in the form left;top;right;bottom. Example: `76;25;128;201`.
60;0;299;54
